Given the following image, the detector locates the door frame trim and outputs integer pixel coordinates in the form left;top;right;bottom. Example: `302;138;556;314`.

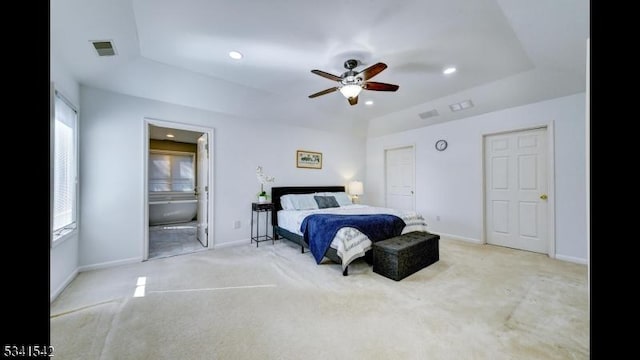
142;118;215;261
481;123;555;258
383;144;416;210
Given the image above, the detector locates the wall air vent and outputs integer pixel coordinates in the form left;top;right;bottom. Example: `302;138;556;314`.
91;40;117;56
418;109;439;119
449;99;474;112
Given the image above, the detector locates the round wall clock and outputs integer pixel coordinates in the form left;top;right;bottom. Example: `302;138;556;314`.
435;139;448;151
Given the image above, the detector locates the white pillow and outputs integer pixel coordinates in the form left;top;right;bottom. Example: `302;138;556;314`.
316;192;352;207
282;194;319;210
280;195;295;210
333;192;353;207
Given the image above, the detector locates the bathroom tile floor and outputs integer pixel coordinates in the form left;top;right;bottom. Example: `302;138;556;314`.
149;221;206;259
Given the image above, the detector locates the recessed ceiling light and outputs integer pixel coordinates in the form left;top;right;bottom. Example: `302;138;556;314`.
166;134;175;138
229;51;243;60
365;100;374;106
443;67;457;75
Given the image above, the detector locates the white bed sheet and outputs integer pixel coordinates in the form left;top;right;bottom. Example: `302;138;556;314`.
277;204;429;269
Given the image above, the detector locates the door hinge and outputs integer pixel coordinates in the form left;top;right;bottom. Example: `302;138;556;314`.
205;227;208;235
205;185;208;192
205;143;209;152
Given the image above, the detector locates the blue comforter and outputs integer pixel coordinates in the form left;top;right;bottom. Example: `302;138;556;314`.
300;214;406;264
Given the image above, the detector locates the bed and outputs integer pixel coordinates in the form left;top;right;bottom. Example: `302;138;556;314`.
271;186;429;275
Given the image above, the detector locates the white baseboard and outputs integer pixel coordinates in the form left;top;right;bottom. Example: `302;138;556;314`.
214;239;250;249
554;254;588;265
77;257;142;273
435;232;483;244
50;268;78;303
435;232;587;265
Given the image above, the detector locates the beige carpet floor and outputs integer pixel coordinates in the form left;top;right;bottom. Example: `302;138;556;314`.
50;238;589;359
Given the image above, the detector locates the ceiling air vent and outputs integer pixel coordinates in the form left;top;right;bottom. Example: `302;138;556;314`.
449;99;474;112
91;40;117;56
418;109;439;119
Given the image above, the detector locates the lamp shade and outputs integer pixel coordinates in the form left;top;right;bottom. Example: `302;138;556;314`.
348;181;363;196
339;84;362;99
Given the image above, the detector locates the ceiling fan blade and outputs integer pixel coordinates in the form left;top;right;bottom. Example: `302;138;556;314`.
308;87;339;98
363;81;399;92
348;96;358;106
359;62;387;80
311;70;342;82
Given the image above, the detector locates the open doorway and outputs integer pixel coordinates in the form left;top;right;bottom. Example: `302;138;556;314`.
144;119;214;260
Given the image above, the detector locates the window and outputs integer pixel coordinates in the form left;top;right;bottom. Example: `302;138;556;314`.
52;91;78;242
148;151;195;192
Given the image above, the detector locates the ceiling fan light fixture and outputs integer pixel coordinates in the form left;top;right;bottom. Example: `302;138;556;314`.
339;84;362;99
309;59;398;105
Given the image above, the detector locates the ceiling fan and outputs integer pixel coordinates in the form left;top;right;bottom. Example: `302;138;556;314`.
308;59;399;106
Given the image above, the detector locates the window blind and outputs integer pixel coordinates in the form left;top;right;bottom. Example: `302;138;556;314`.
53;93;77;233
149;153;195;192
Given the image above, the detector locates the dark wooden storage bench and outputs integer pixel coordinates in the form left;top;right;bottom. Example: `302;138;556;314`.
372;231;440;281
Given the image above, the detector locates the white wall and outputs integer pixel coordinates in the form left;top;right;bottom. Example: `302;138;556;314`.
79;86;366;267
366;93;586;262
50;55;80;301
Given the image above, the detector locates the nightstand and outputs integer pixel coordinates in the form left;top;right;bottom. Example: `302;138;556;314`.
251;202;275;247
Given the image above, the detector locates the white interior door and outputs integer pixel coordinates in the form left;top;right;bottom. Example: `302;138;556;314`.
385;146;415;210
485;128;548;253
196;133;208;247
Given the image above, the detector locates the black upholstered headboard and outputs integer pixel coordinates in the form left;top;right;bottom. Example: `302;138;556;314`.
271;186;345;226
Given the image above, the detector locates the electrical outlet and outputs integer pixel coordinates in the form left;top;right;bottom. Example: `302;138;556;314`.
233;220;241;229
436;216;441;221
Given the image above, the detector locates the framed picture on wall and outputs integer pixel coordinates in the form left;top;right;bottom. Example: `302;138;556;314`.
296;150;322;169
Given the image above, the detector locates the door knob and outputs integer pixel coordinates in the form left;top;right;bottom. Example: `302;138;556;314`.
540;194;548;200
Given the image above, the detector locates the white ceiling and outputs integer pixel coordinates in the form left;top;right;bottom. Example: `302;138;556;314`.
51;0;589;137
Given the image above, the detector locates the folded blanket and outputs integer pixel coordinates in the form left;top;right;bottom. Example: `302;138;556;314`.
300;214;406;264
